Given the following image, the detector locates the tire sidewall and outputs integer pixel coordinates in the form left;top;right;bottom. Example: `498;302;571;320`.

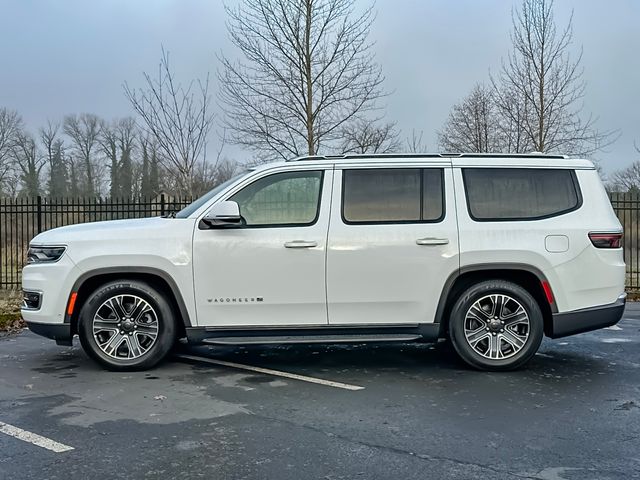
449;280;544;371
78;280;176;371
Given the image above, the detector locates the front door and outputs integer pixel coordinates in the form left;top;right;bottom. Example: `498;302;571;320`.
326;164;459;325
193;167;332;327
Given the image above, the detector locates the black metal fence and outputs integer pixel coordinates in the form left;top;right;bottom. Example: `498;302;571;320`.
0;195;192;289
1;193;640;291
609;192;640;292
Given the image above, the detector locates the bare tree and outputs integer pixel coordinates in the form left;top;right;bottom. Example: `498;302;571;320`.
492;84;534;153
610;143;640;193
491;0;614;155
438;84;504;153
219;0;386;161
140;135;160;198
99;117;137;198
405;129;427;153
99;121;120;197
340;119;400;154
124;49;215;195
40;121;68;197
610;162;640;193
12;130;45;197
63;113;103;196
0;108;23;192
116;118;137;198
191;158;220;197
214;158;241;184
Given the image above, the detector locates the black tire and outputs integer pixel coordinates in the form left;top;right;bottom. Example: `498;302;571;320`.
449;280;543;371
78;280;177;371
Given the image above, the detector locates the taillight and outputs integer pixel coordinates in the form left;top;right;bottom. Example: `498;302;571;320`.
588;232;622;249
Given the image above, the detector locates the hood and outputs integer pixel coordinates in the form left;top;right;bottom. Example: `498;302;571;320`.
30;217;176;245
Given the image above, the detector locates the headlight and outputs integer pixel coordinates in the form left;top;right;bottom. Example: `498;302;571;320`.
26;246;66;264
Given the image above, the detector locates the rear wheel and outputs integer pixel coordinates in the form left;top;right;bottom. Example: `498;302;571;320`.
78;280;176;371
449;280;543;371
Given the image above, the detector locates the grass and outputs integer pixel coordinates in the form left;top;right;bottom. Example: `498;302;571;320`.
0;291;24;333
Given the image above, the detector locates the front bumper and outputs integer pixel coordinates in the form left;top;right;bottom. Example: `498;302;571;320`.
25;321;72;346
21;254;81;326
549;293;626;338
22;253;80;347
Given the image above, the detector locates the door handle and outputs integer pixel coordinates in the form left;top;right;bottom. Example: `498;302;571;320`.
416;237;449;246
284;240;318;248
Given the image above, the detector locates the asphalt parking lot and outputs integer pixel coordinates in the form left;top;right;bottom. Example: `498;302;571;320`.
1;306;640;480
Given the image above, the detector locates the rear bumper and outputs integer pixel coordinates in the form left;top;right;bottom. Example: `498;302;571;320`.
26;321;73;346
549;293;626;339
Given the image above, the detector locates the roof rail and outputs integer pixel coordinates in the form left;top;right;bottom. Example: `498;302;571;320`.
287;152;568;162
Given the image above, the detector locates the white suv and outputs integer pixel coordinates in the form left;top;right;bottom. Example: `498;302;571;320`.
21;154;626;371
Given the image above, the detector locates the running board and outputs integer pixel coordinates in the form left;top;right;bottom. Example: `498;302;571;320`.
202;334;422;346
185;324;441;345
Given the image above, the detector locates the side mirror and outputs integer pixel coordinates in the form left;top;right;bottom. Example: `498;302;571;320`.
202;201;242;228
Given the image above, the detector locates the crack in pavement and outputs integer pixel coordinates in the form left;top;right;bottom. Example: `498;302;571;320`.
250;411;540;479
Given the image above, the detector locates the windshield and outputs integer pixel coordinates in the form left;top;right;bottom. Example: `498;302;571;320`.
174;172;249;218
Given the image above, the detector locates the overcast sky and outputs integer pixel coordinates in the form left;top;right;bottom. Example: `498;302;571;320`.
0;0;638;173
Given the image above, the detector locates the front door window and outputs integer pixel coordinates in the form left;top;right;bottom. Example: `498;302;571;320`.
229;171;323;227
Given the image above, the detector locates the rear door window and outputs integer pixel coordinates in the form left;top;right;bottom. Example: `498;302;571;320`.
342;168;444;224
463;168;581;221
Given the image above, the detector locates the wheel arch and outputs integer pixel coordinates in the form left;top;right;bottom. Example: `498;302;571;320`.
65;267;192;338
435;263;556;337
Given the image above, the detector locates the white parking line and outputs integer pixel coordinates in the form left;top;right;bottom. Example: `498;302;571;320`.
175;354;364;391
0;421;74;453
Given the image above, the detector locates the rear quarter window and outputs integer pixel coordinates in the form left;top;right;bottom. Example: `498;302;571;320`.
462;168;582;221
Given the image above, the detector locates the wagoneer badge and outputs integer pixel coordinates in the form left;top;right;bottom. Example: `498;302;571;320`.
207;297;264;303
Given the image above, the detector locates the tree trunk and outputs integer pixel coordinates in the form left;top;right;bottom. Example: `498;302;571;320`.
304;0;315;156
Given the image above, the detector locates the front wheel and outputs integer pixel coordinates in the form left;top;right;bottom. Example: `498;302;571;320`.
78;280;177;371
449;280;544;371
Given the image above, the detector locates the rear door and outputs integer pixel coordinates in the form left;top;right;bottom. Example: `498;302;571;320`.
326;162;459;325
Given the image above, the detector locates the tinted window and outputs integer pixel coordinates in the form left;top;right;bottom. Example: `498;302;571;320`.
176;172;249;218
342;168;444;223
229;170;323;227
463;168;580;220
422;169;444;221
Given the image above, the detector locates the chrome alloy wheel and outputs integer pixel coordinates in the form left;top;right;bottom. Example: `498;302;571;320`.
463;294;530;360
92;294;159;360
